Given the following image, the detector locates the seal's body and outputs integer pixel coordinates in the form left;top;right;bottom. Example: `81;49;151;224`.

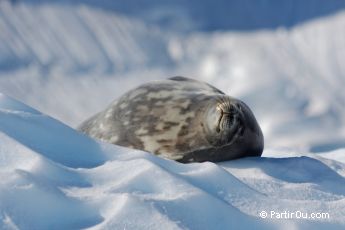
78;77;264;162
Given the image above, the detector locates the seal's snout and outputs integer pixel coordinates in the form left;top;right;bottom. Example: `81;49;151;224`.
218;102;243;132
206;98;263;156
217;102;245;146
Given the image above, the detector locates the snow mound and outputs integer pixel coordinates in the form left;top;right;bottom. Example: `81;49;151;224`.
1;95;345;229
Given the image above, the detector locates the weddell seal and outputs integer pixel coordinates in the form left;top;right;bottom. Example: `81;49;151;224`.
78;77;264;163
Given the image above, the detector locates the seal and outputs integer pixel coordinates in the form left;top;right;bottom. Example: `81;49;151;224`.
78;77;264;163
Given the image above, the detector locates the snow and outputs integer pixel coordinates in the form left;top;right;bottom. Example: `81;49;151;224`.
1;0;345;229
1;94;345;229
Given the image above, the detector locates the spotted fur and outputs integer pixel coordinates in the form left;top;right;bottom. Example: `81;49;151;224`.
78;77;264;162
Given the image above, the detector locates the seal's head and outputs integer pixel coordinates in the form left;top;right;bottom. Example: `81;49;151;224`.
200;95;264;161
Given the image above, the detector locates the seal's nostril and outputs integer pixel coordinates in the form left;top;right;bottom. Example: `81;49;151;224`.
237;103;242;112
240;127;245;136
230;104;235;113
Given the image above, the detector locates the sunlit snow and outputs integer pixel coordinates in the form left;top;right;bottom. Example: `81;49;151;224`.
1;0;345;229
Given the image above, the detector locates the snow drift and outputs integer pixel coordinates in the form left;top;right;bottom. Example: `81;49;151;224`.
1;94;345;229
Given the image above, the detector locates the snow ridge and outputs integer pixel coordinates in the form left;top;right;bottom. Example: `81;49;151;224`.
1;94;345;229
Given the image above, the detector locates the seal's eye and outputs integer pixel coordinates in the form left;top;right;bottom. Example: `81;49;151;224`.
205;105;223;134
216;108;223;133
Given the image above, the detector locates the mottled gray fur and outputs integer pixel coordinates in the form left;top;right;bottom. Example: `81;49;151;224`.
78;77;264;162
